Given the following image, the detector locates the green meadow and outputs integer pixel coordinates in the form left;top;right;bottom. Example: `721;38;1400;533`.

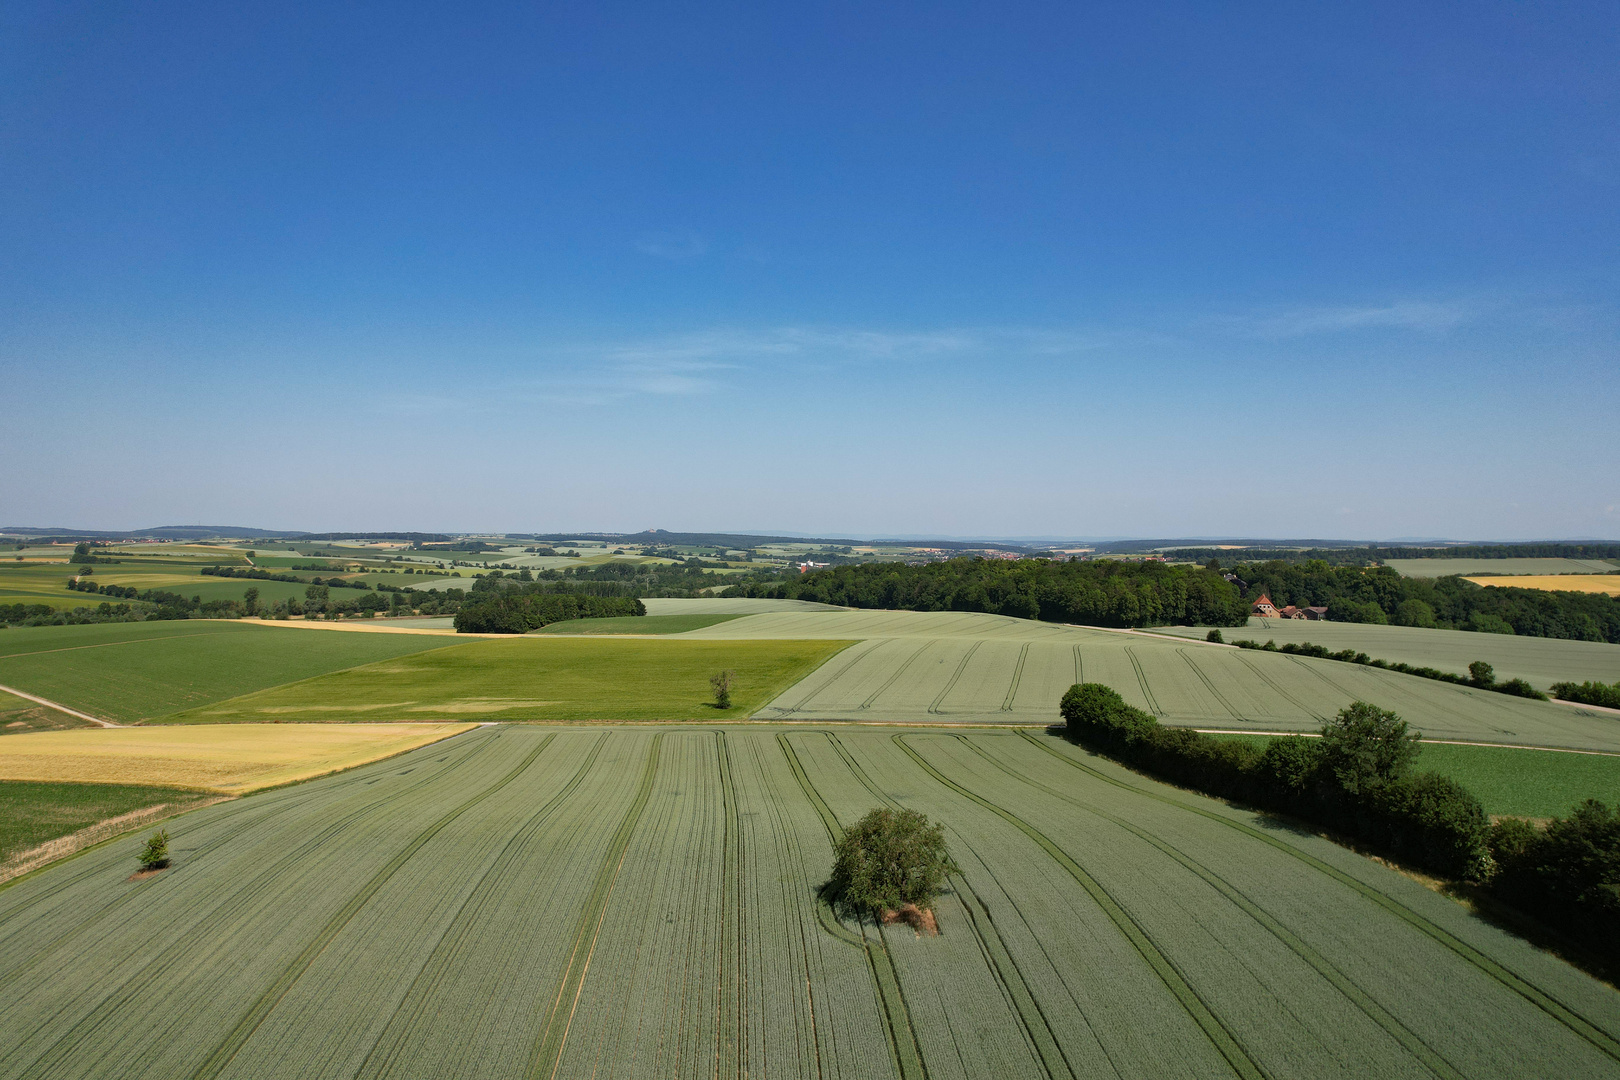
0;779;204;862
170;637;853;723
0;622;458;723
1208;732;1620;819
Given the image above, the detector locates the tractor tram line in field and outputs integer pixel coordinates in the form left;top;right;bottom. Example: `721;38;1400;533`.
526;733;666;1079
880;734;1269;1080
1;728;513;1080
188;732;562;1080
808;730;1079;1080
3;722;1620;1078
0;727;495;968
776;734;929;1080
1011;732;1620;1067
352;731;612;1079
950;734;1466;1080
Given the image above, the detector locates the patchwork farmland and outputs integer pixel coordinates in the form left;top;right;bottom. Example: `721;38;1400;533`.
2;725;1617;1079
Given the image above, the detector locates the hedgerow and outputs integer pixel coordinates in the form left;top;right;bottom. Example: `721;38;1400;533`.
1059;685;1490;879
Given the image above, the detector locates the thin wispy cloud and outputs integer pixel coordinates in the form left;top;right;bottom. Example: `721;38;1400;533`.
635;229;708;259
1214;301;1474;338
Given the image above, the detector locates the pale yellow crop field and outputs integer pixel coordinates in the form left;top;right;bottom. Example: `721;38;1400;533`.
0;723;476;793
1466;574;1620;595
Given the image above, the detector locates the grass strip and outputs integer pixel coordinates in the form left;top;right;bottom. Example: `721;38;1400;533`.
1014;730;1620;1065
893;734;1268;1080
526;732;665;1080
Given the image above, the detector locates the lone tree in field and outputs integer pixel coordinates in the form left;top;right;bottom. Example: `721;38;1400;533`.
825;808;958;927
710;669;735;710
138;829;170;871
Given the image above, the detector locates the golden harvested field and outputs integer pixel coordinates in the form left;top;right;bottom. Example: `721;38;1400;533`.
1466;574;1620;595
0;723;476;793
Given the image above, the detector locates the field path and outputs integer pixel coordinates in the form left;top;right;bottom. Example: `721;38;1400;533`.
0;682;120;728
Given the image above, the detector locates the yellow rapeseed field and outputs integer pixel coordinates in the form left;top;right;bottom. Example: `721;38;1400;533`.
0;723;476;793
1466;574;1620;596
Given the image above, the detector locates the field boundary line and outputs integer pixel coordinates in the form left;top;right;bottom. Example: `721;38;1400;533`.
775;734;927;1080
760;638;883;717
892;734;1269;1080
0;682;120;727
527;732;666;1080
188;732;559;1080
1013;730;1620;1063
957;735;1465;1080
0;797;227;886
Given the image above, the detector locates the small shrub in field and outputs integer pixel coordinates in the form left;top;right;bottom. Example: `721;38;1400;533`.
709;670;735;710
825;807;958;918
138;829;170;871
1205;629;1224;643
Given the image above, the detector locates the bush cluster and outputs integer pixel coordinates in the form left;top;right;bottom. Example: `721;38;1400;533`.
1550;680;1620;710
1490;802;1620;963
1232;641;1546;699
1059;686;1490;878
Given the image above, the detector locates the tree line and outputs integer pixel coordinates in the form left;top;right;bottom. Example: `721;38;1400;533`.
1061;686;1620;973
453;593;644;633
725;557;1251;627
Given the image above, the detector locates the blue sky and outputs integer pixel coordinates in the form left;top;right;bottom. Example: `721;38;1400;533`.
2;1;1616;539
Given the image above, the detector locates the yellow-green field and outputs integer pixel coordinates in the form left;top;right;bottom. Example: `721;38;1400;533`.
1467;575;1620;595
0;723;476;792
170;637;854;723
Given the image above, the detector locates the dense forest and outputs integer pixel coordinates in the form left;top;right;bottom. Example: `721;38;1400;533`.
454;593;644;633
1230;560;1620;643
1157;542;1620;567
725;558;1250;627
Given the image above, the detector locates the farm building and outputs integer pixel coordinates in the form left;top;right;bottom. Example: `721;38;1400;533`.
1252;593;1280;617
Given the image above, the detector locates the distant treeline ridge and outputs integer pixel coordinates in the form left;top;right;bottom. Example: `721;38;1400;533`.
726;558;1249;627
